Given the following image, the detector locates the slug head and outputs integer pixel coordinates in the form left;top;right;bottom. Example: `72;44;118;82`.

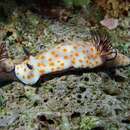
15;56;40;85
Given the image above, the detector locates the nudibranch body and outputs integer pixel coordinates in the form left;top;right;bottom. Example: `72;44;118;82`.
15;35;117;85
0;33;129;84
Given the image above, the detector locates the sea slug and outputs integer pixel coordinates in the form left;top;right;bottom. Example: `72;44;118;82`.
0;32;129;85
14;33;119;85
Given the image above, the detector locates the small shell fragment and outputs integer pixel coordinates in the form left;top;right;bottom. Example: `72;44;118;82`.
100;18;119;30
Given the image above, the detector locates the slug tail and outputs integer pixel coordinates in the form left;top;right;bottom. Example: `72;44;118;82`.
104;53;130;68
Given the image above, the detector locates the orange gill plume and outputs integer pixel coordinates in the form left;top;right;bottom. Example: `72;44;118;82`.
91;31;117;62
91;31;130;68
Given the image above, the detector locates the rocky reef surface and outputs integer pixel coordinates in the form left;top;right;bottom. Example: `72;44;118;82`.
0;6;130;130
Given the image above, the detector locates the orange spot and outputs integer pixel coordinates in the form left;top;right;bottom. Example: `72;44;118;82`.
91;54;94;58
74;52;79;57
93;55;97;58
86;59;90;64
48;58;52;61
55;54;59;57
90;54;96;59
82;50;86;54
37;63;45;67
60;63;64;67
90;47;94;51
49;62;55;66
39;70;45;74
51;51;56;55
64;56;69;59
63;48;67;52
79;59;83;63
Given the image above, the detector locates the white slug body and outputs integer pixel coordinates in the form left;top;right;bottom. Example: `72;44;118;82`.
15;41;104;85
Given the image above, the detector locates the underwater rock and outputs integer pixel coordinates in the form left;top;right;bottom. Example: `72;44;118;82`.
0;114;19;128
102;81;122;96
61;114;71;130
0;7;130;130
15;127;25;130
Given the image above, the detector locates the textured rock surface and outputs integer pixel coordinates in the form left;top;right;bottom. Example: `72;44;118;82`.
0;7;130;130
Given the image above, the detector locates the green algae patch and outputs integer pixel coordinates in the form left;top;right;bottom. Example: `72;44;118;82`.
80;116;101;130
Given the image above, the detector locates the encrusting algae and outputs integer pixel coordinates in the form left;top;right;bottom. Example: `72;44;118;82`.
0;32;130;85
